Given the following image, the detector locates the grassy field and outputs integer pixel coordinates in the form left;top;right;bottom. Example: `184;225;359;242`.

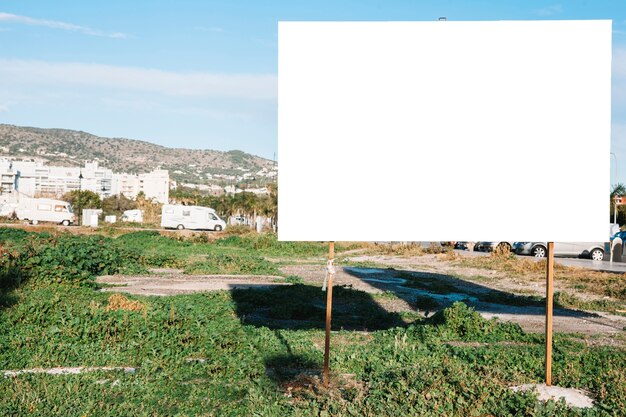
1;229;626;416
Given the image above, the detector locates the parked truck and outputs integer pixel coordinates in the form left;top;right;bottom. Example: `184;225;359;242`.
15;198;75;226
161;204;226;231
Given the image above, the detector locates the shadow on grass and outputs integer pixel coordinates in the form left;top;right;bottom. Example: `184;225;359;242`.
0;267;21;312
231;284;407;387
231;284;406;331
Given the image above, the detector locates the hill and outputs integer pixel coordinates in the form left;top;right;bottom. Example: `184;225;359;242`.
0;124;275;184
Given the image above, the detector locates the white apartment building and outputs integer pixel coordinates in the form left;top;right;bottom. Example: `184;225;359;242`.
0;160;17;195
138;169;169;204
6;160;113;198
110;168;169;204
0;159;170;204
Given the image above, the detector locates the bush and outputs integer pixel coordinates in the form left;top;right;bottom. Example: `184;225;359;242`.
15;234;145;286
430;302;525;341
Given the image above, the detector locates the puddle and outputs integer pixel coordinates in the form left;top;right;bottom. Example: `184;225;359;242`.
345;267;477;303
344;267;408;284
362;277;408;284
343;267;389;275
402;287;478;303
403;288;478;303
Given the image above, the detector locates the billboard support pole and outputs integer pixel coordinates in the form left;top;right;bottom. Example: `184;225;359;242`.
545;241;554;386
323;241;335;387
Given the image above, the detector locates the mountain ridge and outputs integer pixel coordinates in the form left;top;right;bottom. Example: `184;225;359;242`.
0;124;275;184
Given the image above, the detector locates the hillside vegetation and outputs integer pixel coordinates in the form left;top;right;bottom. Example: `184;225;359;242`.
0;124;274;183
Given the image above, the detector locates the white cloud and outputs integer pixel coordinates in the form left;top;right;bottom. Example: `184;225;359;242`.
0;104;8;112
0;59;277;100
0;12;126;38
533;5;563;17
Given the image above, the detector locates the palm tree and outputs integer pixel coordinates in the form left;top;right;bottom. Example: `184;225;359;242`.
611;183;626;224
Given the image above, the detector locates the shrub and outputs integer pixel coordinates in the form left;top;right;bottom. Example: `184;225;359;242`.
17;234;145;286
430;302;525;341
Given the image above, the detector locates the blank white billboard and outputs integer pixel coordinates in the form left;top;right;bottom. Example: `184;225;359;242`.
278;21;611;242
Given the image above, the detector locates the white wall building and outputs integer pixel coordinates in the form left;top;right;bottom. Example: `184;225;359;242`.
5;160;113;199
0;159;170;204
0;160;17;195
111;168;169;204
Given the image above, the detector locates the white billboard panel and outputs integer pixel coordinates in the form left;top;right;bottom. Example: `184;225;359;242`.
278;21;611;242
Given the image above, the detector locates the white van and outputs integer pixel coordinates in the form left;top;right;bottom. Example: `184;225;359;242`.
161;204;226;231
15;198;75;226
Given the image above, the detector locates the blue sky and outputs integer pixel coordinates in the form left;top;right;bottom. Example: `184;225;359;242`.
0;1;625;177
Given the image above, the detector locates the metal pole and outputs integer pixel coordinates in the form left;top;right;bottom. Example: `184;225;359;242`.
78;174;82;226
323;242;335;387
545;241;554;386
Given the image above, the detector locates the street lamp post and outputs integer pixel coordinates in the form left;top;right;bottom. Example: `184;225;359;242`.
78;171;83;226
612;153;619;225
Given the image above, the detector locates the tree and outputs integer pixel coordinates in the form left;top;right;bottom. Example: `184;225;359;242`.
135;192;162;224
61;190;102;210
610;183;626;225
102;194;137;215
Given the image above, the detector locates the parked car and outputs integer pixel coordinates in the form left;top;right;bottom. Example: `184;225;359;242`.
512;242;605;261
475;241;514;252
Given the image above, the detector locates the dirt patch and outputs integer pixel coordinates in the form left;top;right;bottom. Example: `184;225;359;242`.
3;366;136;377
276;371;367;405
510;384;594;408
97;273;288;296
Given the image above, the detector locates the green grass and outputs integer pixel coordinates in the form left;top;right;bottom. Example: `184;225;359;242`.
184;252;280;275
1;284;625;416
214;234;343;257
2;228;626;415
0;229;339;278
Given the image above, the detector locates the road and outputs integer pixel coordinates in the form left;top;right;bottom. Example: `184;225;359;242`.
452;248;626;273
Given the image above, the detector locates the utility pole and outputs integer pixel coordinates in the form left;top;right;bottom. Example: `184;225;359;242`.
78;171;83;226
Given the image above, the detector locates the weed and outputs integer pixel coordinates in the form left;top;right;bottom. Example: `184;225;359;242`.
554;291;626;314
215;234;331;257
284;275;304;284
457;251;626;305
366;242;426;256
413;294;440;310
184;252;279;275
1;285;625;415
